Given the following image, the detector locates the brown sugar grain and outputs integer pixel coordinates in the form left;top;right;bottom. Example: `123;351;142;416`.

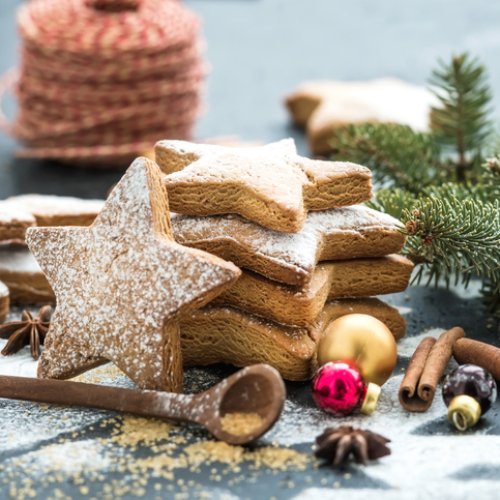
220;412;264;436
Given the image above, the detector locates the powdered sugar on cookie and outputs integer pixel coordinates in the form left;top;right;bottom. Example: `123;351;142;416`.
172;205;406;285
0;195;105;245
1;194;104;226
26;157;240;392
3;194;103;217
0;246;44;274
286;78;437;155
0;206;36;244
0;206;35;225
156;139;373;233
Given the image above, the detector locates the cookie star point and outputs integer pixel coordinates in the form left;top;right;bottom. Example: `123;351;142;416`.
26;157;241;392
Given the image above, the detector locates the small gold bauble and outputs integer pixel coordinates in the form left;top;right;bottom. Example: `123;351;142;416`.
447;395;481;431
317;314;397;386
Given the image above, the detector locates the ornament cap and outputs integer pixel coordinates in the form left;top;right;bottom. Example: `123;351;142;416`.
360;382;381;415
447;395;481;431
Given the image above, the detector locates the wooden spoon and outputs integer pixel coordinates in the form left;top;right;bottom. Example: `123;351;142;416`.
0;364;286;445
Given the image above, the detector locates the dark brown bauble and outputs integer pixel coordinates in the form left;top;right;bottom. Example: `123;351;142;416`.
442;364;497;431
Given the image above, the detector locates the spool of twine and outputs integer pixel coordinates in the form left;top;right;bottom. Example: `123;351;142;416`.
0;0;206;166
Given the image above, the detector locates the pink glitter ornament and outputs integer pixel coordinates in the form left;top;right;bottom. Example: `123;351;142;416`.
312;362;381;416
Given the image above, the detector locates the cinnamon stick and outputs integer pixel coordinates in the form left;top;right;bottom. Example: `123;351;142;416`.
418;327;465;400
453;338;500;380
399;327;465;412
399;337;436;412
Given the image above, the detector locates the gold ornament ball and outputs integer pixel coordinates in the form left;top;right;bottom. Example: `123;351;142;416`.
317;314;397;386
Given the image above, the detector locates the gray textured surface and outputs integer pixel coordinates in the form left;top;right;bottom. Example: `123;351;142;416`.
0;1;500;499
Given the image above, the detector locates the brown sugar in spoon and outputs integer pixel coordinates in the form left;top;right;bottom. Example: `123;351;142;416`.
0;364;286;445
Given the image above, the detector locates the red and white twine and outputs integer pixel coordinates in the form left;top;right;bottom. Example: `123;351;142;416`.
0;0;206;165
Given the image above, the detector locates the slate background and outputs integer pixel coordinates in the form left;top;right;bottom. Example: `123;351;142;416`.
1;1;500;499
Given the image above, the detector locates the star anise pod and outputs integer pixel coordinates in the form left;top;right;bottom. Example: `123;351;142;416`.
0;306;53;360
314;425;391;466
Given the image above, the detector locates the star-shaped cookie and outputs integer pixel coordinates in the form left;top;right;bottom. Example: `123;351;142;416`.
285;78;437;155
171;205;406;286
26;157;241;393
212;254;414;327
155;138;372;233
0;195;104;244
180;298;407;381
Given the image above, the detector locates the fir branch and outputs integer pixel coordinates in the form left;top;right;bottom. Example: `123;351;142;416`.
327;51;500;313
429;52;492;181
401;197;500;291
422;181;492;204
481;156;500;201
367;182;491;220
480;280;500;313
483;129;500;158
366;188;417;220
330;123;444;194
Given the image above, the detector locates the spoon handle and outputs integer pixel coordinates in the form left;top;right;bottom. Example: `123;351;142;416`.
0;375;195;422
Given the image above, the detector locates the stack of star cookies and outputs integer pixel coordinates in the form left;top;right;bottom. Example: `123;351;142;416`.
155;138;413;381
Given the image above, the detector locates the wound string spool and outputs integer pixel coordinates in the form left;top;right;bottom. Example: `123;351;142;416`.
0;0;206;166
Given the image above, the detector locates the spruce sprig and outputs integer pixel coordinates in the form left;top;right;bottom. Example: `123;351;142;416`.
331;123;443;193
402;197;500;290
366;188;417;220
429;53;492;181
329;52;500;312
482;156;500;201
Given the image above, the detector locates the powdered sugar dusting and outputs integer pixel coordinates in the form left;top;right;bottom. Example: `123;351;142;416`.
158;139;372;231
25;158;239;391
15;439;111;474
0;340;39;379
0;245;44;274
161;140;307;215
172;205;403;280
2;194;104;219
0;333;118;454
0;206;35;225
296;77;438;133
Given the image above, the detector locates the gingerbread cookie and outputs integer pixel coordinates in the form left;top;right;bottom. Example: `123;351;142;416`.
2;194;104;227
26;157;241;392
0;195;105;245
0;246;55;304
180;298;406;381
141;136;264;161
0;206;36;244
172;205;406;286
285;78;436;155
156;139;373;233
213;254;414;327
0;280;9;323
